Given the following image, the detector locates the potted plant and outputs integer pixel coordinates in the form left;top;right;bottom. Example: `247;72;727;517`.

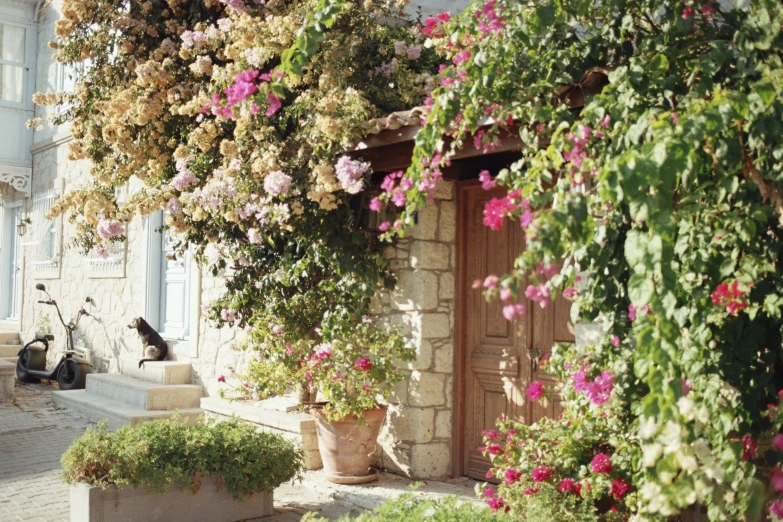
226;318;413;484
62;418;303;522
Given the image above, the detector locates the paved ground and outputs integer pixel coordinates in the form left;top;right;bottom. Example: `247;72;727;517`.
0;382;480;521
0;381;93;522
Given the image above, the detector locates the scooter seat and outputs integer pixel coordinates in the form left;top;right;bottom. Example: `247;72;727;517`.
35;332;54;342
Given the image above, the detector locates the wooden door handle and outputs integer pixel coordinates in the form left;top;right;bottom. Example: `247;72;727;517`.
529;347;542;373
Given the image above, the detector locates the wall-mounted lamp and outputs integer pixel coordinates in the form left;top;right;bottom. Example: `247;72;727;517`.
17;216;31;237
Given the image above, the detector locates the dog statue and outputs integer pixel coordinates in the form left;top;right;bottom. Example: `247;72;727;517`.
128;317;169;368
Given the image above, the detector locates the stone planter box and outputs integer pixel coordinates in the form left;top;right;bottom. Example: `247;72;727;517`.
70;476;274;522
201;395;323;470
0;360;14;402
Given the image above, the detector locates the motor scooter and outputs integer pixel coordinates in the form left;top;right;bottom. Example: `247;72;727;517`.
16;283;93;390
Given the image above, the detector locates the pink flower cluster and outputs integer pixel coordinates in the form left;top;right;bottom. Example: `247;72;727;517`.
573;367;615;405
171;158;198;191
263;170;292;197
590;453;612;475
96;218;125;240
422;12;450;37
482;196;516;230
475;0;504;35
558;478;582;495
531;466;552;482
355;357;372;372
711;281;749;316
628;303;652;321
525;380;544;401
741;434;758;462
610;477;632;500
203;69;283;120
334;156;369;194
478;169;496;190
525;284;551;309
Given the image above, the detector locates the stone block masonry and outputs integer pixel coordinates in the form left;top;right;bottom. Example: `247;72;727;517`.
375;180;457;479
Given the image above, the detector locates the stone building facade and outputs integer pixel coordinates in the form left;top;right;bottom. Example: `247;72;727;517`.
0;0;563;481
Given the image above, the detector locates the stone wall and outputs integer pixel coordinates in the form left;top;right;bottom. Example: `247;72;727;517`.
374;181;456;478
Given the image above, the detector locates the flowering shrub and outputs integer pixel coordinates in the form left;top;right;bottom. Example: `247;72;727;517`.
41;0;439;415
222;318;412;421
378;0;783;520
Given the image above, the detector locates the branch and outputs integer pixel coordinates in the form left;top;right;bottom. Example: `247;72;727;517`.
739;122;783;216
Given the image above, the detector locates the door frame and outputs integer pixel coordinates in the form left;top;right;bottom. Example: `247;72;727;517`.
0;201;24;322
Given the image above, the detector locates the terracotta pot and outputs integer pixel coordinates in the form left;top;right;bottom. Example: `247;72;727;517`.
310;405;387;484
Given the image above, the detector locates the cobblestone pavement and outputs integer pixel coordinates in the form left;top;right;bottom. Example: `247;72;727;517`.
0;381;94;522
0;382;479;521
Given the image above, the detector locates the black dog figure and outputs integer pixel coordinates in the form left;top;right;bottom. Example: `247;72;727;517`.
128;317;168;368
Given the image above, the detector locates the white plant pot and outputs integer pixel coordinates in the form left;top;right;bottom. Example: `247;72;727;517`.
70;476;274;522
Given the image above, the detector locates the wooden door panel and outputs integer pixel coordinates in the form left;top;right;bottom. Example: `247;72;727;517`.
457;180;573;479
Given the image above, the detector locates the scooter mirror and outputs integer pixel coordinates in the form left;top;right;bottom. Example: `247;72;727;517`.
36;283;46;291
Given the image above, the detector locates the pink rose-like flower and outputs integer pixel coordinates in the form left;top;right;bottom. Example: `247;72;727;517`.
591;453;612;475
525;380;545;402
355;357;372;372
531;466;552;482
217;375;226;383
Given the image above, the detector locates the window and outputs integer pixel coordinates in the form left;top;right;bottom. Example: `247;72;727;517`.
0;23;25;104
23;185;62;279
146;212;193;341
88;185;128;278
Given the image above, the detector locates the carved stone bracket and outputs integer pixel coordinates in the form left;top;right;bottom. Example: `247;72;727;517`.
0;164;32;196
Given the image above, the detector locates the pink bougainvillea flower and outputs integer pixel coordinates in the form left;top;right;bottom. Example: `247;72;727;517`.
741;434;758;461
483;275;499;289
558;478;577;493
681;6;694;18
772;466;783;493
483;196;516;230
563;286;578;299
369;197;382;211
487;443;504;455
611;335;621;347
499;288;512;301
487;496;508;512
504;468;522;485
591;453;612;475
378;221;391;232
774;434;783;451
600;114;611;127
610;477;632;500
770;501;783;521
672;112;680;125
478;169;496;190
503;303;526;321
523;487;540;496
217;375;226;383
354;357;372;372
531;466;552;482
525;284;551;308
525;380;545;402
483;486;495;498
628;304;637;321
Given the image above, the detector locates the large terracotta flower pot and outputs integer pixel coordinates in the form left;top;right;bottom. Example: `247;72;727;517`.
310;405;387;484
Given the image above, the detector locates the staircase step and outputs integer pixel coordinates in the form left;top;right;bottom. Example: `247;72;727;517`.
0;332;19;344
53;390;203;431
120;359;192;385
0;357;17;365
0;345;21;358
85;374;203;411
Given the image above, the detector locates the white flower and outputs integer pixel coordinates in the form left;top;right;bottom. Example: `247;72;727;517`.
705;462;725;483
642;443;663;467
677;396;696;420
639;416;658;439
659;421;683;455
696;406;710;424
691;438;712;461
676;451;698;472
264;171;292;197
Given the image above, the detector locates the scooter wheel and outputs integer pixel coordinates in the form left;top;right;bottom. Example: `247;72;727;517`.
16;352;41;383
57;360;91;391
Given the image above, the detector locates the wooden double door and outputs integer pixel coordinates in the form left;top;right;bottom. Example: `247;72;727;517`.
455;181;574;480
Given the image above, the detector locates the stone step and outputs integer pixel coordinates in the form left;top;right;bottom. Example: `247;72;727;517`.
53;390;203;431
85;374;203;411
0;332;19;344
0;345;21;358
0;356;17;366
119;359;192;385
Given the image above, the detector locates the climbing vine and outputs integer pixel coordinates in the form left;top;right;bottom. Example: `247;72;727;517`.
372;0;783;520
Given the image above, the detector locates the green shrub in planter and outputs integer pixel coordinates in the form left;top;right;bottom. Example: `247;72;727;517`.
303;493;498;521
61;418;303;499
